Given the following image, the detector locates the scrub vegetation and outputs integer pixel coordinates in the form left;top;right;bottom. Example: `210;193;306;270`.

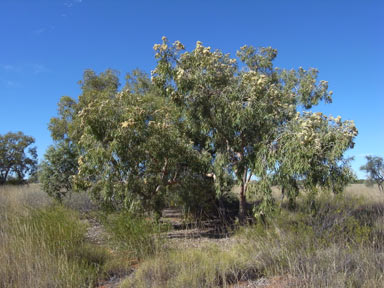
0;184;383;288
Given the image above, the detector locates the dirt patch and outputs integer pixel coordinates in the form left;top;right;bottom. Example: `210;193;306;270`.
230;275;298;288
84;217;111;245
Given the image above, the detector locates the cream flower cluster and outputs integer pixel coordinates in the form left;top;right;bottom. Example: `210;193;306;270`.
121;119;135;128
243;71;268;88
293;111;357;148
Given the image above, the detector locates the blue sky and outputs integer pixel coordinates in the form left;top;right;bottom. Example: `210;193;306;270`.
0;0;383;178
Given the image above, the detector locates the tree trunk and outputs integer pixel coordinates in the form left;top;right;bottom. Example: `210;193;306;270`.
239;181;247;223
0;169;10;185
238;167;253;224
280;186;285;207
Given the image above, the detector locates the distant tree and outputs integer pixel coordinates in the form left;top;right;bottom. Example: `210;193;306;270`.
0;131;37;185
360;156;384;192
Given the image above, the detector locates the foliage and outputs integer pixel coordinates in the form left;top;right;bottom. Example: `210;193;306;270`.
45;38;358;221
360;155;384;192
39;141;78;202
41;92;80;201
151;37;357;220
0;131;37;185
69;70;212;215
48;96;78;141
273;112;357;209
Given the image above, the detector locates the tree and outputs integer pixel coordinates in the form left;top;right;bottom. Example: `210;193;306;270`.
271;112;357;210
360;156;384;192
39;141;78;201
0;131;37;184
46;38;358;222
41;93;79;200
72;70;213;216
151;37;357;221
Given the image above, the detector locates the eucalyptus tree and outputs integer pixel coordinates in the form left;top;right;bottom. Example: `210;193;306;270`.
272;112;357;210
360;156;384;192
151;37;357;221
39;141;78;201
41;95;79;199
45;38;358;222
41;70;119;200
69;70;212;215
0;131;37;184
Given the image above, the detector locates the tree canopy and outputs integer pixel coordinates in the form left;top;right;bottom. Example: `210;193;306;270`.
43;38;358;221
151;37;357;219
39;141;78;201
0;131;37;185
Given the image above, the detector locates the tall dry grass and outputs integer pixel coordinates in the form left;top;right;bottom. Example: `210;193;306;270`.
124;186;384;288
0;184;51;212
0;185;106;288
345;183;383;203
1;184;383;287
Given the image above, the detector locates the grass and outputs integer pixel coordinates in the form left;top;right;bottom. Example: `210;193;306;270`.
1;184;383;287
0;184;52;212
0;207;103;287
0;185;108;288
98;211;169;260
0;184;163;287
123;186;384;288
123;245;258;288
344;183;384;203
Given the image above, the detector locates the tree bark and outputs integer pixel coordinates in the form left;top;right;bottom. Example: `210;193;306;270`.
239;169;249;224
239;181;247;223
0;169;10;185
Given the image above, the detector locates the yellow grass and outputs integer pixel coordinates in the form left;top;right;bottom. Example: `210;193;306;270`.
125;184;384;287
344;183;384;203
0;185;102;288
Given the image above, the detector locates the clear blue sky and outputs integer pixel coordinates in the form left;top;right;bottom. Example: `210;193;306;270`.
0;0;383;178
